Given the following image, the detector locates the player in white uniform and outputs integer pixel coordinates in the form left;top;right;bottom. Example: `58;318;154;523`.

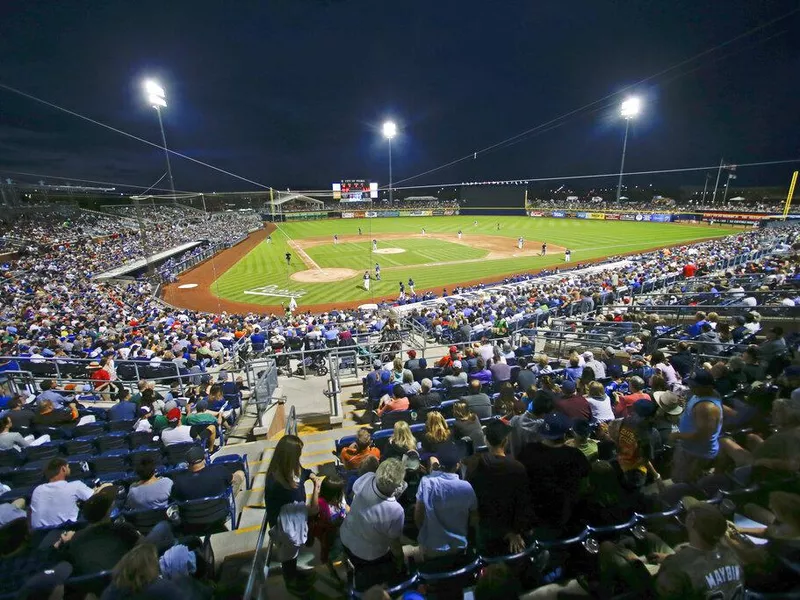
333;234;338;244
421;228;426;235
457;229;462;240
363;271;371;291
372;239;378;251
564;249;571;262
517;237;524;250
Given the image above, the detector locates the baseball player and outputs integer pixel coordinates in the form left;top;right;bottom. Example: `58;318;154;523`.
398;281;406;300
358;227;362;235
473;220;478;227
363;271;371;291
288;296;298;312
372;239;378;252
421;228;426;235
564;248;571;262
333;234;339;244
375;262;381;281
408;278;415;295
496;223;500;231
285;252;292;265
457;229;462;240
517;236;524;250
266;235;272;244
540;242;547;256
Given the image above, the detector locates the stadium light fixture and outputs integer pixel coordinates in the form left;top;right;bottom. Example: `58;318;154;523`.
141;78;176;211
616;97;642;202
382;120;397;203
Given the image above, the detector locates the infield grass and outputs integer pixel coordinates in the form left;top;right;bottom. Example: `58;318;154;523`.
208;216;739;307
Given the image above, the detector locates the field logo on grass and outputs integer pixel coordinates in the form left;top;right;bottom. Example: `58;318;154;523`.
243;285;306;299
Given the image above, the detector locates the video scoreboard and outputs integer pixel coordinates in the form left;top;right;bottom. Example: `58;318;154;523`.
332;179;378;201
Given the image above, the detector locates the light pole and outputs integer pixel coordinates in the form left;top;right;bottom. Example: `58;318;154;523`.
144;80;177;201
616;97;641;203
382;120;397;203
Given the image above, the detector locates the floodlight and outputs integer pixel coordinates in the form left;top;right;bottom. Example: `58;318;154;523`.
382;120;397;139
148;94;167;108
620;97;641;119
144;80;165;98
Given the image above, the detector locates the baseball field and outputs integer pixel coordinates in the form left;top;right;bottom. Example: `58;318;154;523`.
162;216;740;313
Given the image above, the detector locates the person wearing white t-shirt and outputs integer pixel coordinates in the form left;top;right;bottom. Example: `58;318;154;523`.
30;457;112;529
160;408;194;446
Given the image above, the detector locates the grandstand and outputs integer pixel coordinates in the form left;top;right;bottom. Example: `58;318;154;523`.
0;197;798;600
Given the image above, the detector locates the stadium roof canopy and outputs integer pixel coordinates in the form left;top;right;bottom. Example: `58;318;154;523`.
271;192;323;207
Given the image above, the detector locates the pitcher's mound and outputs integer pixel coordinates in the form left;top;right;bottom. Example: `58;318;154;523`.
291;268;359;283
374;248;405;254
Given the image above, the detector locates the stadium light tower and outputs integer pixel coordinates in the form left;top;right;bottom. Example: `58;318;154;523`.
616;97;641;203
143;80;177;201
382;120;397;203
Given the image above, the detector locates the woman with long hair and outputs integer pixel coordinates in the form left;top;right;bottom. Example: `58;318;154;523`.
421;411;454;453
102;543;185;598
264;434;322;594
382;421;417;460
495;382;522;418
576;366;596;396
452;401;487;449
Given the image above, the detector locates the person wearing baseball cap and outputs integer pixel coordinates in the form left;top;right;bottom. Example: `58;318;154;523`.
160;407;193;446
518;413;590;529
171;444;245;503
442;360;468;389
669;370;723;484
404;349;420;371
437;345;460;370
465;419;535;556
17;562;72;600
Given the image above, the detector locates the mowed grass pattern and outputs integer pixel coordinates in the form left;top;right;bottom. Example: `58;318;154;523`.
209;216;739;307
307;238;487;269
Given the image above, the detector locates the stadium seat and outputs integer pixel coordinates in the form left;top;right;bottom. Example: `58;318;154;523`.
175;488;237;535
23;442;61;464
72;423;105;439
0;449;23;469
106;419;136;433
211;454;250;489
95;431;129;453
120;507;169;535
90;449;130;474
129;447;164;469
62;436;95;456
128;431;159;450
163;442;202;466
5;466;44;489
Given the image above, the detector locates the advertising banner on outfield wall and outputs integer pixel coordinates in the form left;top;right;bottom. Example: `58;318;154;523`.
431;209;460;216
576;212;588;219
702;212;774;222
528;211;544;217
365;211;378;218
342;212;355;219
604;213;621;220
587;212;606;220
620;213;637;221
286;211;327;221
400;210;433;217
650;214;673;222
381;211;400;218
634;214;652;222
551;211;566;218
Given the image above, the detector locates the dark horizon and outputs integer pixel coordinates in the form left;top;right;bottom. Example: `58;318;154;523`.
1;1;799;195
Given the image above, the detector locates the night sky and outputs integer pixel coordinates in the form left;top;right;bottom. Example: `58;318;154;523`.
1;0;799;195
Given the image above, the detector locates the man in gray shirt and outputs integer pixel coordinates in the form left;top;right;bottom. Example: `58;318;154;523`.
442;361;468;389
461;379;492;419
35;380;68;409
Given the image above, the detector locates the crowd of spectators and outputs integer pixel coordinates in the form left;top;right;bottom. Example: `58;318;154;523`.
527;196;800;214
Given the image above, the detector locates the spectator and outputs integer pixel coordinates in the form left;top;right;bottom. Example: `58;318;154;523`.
565;419;599;462
400;371;421;397
741;346;766;382
516;357;537;391
586;381;615;422
0;415;33;451
616;400;662;490
564;356;583;382
88;359;113;400
6;394;35;429
437;346;460;370
404;349;420;371
613;376;649;417
518;413;590;531
381;421;417;460
461;379;492;419
582;351;606;379
160;408;194;446
340;428;381;470
603;347;624;379
108;389;137;422
670;370;723;484
652;391;684;446
172;445;244;500
650;350;679;389
35;380;68;409
465;420;535;556
376;384;410;417
307;475;349;583
489;356;511;383
414;446;477;561
452;401;487;449
32;398;77;426
696;323;723;357
552;380;592;421
101;543;187;599
442;361;468;388
409;378;441;410
124;456;173;510
759;326;788;373
472;358;493;386
411;357;434;382
421;411;455;454
264;435;320;594
668;341;694;379
686;311;708;337
340;458;407;589
184;399;222;449
508;390;552;458
365;360;385;400
30;457;113;529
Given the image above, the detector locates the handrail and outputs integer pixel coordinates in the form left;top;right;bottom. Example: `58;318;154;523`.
285;405;297;436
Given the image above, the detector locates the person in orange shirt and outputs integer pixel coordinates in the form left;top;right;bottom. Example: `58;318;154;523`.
437;345;460;369
339;428;380;471
376;384;410;417
612;376;650;418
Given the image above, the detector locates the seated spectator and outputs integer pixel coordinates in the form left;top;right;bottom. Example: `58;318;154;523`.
741;346;765;382
508;391;552;458
413;447;477;561
452;401;487;449
437;345;460;370
602;346;624;379
759;326;789;374
564;356;583;381
101;543;186;599
668;341;694;379
404;349;420;371
576;366;596;396
409;378;441;410
586;381;615;422
171;446;244;500
184;399;222;449
515;337;534;357
340;428;381;470
494;382;524;418
598;499;742;598
616;400;662;490
108;389;137;422
0;415;34;451
125;456;174;510
465;420;534;557
35;380;68;409
612;375;649;417
534;354;553;375
652;391;684;446
553;380;592;421
471;358;493;386
400;371;421;397
489;356;511;383
411;357;434;382
442;361;468;388
461;379;492;419
565;419;598;462
696;323;723;356
518;412;590;531
32;398;77;426
160;408;194;446
515;357;537;391
6;394;35;429
650;350;679;389
582;351;606;379
686;310;709;337
376;384;410;417
381;421;418;461
340;459;407;589
421;411;455;454
31;457;113;529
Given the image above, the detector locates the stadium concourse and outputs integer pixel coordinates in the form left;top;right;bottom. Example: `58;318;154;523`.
0;207;798;599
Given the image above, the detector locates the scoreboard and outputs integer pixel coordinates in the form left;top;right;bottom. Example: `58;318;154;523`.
333;179;378;201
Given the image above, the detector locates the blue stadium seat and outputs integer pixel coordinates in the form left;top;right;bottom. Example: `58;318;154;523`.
90;449;130;474
175;487;237;535
23;442;61;464
212;453;250;489
63;436;95;456
95;431;128;453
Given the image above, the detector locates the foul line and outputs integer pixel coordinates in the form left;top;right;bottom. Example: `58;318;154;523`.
287;240;321;271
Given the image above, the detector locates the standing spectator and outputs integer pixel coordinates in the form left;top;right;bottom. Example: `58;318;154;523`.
616;400;662;490
340;428;381;470
414;446;477;561
612;376;649;417
668;342;694;379
465;420;535;557
565;419;599;462
670;371;723;484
